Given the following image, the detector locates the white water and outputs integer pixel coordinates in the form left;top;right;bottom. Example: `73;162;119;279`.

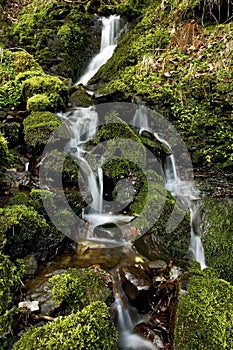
132;105;206;269
77;15;121;86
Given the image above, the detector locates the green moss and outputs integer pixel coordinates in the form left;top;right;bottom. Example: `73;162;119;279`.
15;70;45;84
0;80;21;109
174;268;233;350
202;197;233;283
0;204;48;247
26;93;52;112
29;189;56;215
21;75;68;110
23;111;61;149
0;254;24;342
134;191;190;261
50;268;111;314
13;301;118;350
11;1;100;81
0;133;12;187
11;51;43;74
70;89;93;108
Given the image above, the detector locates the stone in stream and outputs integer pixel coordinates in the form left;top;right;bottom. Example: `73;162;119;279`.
119;265;152;303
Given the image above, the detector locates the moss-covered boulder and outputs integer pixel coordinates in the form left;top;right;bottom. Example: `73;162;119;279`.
50;268;111;314
26;93;51;112
21;75;68;111
11;0;101;81
0;48;68;111
0;204;48;255
70;88;94;108
0;254;24;346
13;301;118;350
23;111;61;150
173;268;233;350
202;197;233;284
0;49;44;109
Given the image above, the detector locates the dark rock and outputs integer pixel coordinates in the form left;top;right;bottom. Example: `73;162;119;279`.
119;265;152;304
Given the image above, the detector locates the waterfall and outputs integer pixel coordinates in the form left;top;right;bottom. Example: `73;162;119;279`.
189;204;206;269
132;104;149;134
60;106;134;245
77;15;121;86
132;105;206;269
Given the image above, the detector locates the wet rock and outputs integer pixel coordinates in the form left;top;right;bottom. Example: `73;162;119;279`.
25;276;58;315
76;242;137;269
24;255;38;275
119;265;152;302
147;260;167;274
70;87;94;108
18;300;39;312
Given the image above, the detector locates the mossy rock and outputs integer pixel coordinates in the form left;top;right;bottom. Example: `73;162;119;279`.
21;75;68;111
27;94;54;112
0;204;48;249
202;197;233;284
11;1;101;81
70;89;93;108
0;254;24;344
173;268;233;350
13;301;118;350
11;51;43;75
40;149;80;186
23;111;61;150
50;268;112;314
0;133;12;188
134;191;190;261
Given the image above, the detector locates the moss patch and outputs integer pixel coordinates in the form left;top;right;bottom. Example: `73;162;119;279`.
202;197;233;284
23;111;61;149
174;268;233;350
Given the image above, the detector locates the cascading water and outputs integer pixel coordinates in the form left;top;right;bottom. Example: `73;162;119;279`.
132;105;206;269
59;106;134;245
77;15;121;86
112;270;159;350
